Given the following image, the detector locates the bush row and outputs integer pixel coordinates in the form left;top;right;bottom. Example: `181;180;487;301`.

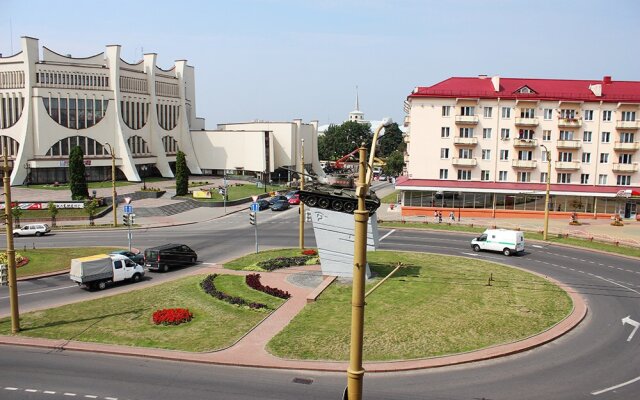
257;255;313;271
200;274;267;310
245;273;291;299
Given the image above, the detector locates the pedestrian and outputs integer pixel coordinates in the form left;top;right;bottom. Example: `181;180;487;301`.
434;210;439;223
438;211;443;223
449;211;455;222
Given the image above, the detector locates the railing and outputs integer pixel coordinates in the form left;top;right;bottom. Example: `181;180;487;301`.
556;140;582;149
558;118;583;128
511;159;537;169
454;115;479;124
613;142;640;151
616;120;640;129
513;138;538;147
451;157;478;166
514;117;539;126
612;162;639;173
453;137;478;146
555;161;581;170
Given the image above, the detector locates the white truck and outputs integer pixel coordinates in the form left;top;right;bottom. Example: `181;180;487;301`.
471;229;525;256
70;253;145;290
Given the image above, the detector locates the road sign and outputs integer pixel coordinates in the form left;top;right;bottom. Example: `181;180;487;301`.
123;204;133;214
250;202;260;212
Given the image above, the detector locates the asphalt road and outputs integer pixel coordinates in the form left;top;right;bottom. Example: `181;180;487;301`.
1;209;640;399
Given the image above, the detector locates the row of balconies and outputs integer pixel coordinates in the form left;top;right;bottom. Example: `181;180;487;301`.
452;115;640;130
451;137;640;151
449;158;638;172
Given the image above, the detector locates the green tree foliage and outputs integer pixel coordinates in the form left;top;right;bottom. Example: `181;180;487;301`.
11;206;23;227
175;151;189;196
69;146;89;200
384;150;405;177
377;123;405;157
318;121;372;161
84;199;99;226
47;201;59;227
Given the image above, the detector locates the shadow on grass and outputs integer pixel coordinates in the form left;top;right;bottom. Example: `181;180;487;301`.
13;307;150;333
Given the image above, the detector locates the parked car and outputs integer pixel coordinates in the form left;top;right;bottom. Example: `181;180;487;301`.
271;199;290;211
256;199;270;210
379;174;388;181
268;195;288;205
13;223;51;237
285;190;299;199
144;244;198;272
288;193;301;205
109;250;144;265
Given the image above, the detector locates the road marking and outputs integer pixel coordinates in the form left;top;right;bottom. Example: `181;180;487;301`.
199;262;217;266
4;387;18;390
591;375;640;395
25;389;38;392
44;391;56;394
622;316;639;341
531;244;543;248
0;285;77;300
379;229;396;241
592;275;640;295
64;393;77;397
84;395;98;399
460;252;479;257
105;397;119;400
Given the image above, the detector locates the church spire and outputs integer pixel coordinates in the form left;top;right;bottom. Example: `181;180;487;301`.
355;85;360;111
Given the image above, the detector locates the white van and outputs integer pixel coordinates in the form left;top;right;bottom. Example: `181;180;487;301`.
471;229;525;256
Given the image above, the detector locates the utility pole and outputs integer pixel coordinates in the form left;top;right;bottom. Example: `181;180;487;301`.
299;138;305;250
104;143;117;227
541;144;551;240
2;150;20;333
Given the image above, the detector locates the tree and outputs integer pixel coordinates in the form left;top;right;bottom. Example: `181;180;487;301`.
377;123;405;158
11;206;23;227
318;121;372;161
69;146;89;200
384;150;405;177
47;201;59;227
84;199;99;226
175;151;189;196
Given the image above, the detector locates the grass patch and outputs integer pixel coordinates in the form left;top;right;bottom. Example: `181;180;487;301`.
11;247;120;278
380;190;400;204
224;248;318;271
28;181;134;190
12;206;109;219
267;251;572;361
379;221;640;258
176;183;288;202
0;274;285;352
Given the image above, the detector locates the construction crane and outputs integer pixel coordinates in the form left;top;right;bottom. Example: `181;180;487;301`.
333;148;360;169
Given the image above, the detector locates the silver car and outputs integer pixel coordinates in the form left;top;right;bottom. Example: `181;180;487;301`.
13;223;51;237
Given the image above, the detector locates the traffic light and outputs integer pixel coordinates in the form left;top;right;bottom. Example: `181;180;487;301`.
0;264;8;286
249;212;256;225
129;213;135;225
122;214;130;226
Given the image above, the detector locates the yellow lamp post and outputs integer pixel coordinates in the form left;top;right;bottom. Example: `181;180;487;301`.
2;149;20;333
104;143;117;227
540;144;551;240
299;138;305;250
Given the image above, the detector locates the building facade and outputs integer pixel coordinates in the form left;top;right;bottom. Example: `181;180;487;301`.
400;75;640;219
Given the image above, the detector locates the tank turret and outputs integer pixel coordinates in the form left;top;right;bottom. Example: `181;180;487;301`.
298;183;380;215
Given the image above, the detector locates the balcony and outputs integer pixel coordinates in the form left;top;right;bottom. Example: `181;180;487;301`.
452;157;478;167
404;115;410;127
454;115;479;125
557;118;582;128
403;134;410;143
511;159;537;169
616;120;640;130
556;140;582;149
453;137;478;146
613;141;640;151
612;163;639;173
555;161;581;170
515;117;539;127
513;138;538;148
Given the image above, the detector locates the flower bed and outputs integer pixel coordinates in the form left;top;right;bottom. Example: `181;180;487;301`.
246;273;290;299
301;249;317;256
152;308;193;325
1;252;29;268
257;255;313;271
200;274;268;309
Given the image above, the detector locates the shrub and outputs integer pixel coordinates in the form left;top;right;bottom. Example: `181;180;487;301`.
257;255;313;271
152;308;193;325
200;274;268;310
246;274;291;299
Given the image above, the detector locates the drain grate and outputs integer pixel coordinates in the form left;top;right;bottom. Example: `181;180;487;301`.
292;377;314;385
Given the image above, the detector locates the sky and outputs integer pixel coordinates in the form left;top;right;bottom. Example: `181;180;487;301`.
2;0;639;129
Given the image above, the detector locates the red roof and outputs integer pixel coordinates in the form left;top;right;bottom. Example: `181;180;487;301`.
408;76;640;103
394;176;640;197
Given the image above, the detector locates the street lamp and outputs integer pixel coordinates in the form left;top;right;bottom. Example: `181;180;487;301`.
2;150;20;333
140;165;148;190
104;143;117;227
299;138;305;250
540;144;551;240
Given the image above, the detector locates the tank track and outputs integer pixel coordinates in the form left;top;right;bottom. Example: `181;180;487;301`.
298;188;380;215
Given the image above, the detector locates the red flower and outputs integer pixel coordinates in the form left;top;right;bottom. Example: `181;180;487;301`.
152;308;193;325
301;249;317;256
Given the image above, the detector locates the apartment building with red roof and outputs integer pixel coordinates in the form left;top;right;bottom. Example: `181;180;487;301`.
398;75;640;220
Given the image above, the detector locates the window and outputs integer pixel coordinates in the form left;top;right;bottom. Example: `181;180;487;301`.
600;153;609;163
500;149;509;160
617;175;631;186
559;130;573;140
560;109;576;119
603;110;612;121
501;107;511;118
518;150;533;160
601;131;611;143
440;148;449;159
500;128;510;139
459;127;474;138
543;130;551;141
541;150;549;162
557;173;571;183
460;106;475;116
459;148;473;158
439;169;448;179
520;108;535;118
442;106;451;116
482;149;491;160
517;172;531;182
441;127;450;138
582;152;591;163
543;108;553;120
482;128;492;139
540;172;548;183
484;107;493;118
620;132;635;143
519;129;534;139
598;174;608;185
622;111;636;121
580;174;589;184
481;170;490;181
619;154;633;164
498;171;508;181
558;152;573;162
457;170;471;180
583;131;592;142
584;110;594;121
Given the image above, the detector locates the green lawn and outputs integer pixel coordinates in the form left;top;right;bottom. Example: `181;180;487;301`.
11;206;109;220
380;190;400;204
28;181;135;190
11;247;121;278
267;251;572;361
223;248;319;271
0;275;285;352
176;183;288;202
